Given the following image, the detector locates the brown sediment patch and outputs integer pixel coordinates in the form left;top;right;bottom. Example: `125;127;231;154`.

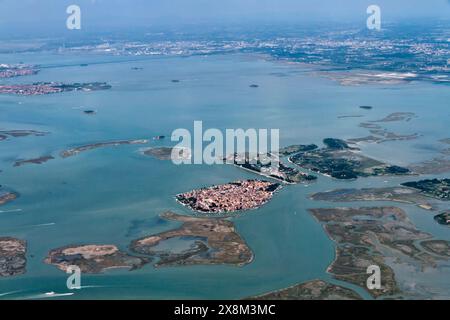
0;237;27;277
45;244;150;274
0;191;18;206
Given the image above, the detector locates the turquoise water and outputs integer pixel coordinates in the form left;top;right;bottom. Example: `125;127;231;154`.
0;53;449;299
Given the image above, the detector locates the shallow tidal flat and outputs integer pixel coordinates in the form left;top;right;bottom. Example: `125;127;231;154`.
409;158;450;175
309;207;450;299
344;114;450;176
130;211;253;267
408;138;450;174
347;112;420;145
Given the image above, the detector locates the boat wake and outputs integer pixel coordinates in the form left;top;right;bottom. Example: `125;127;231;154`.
0;209;22;214
24;292;75;299
0;290;23;297
31;222;56;227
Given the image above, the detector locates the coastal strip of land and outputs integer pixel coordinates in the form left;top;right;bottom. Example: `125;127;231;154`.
142;146;191;161
347;132;420;145
60;139;149;158
0;130;49;140
248;279;362;300
401;178;449;201
310;178;449;210
0;64;38;78
14;156;54;167
0;82;111;96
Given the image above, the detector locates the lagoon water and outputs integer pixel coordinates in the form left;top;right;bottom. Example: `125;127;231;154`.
0;53;449;299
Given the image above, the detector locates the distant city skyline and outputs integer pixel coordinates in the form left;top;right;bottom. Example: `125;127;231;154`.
0;0;449;36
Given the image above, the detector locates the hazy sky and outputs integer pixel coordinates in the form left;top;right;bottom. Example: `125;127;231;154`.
1;0;449;34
